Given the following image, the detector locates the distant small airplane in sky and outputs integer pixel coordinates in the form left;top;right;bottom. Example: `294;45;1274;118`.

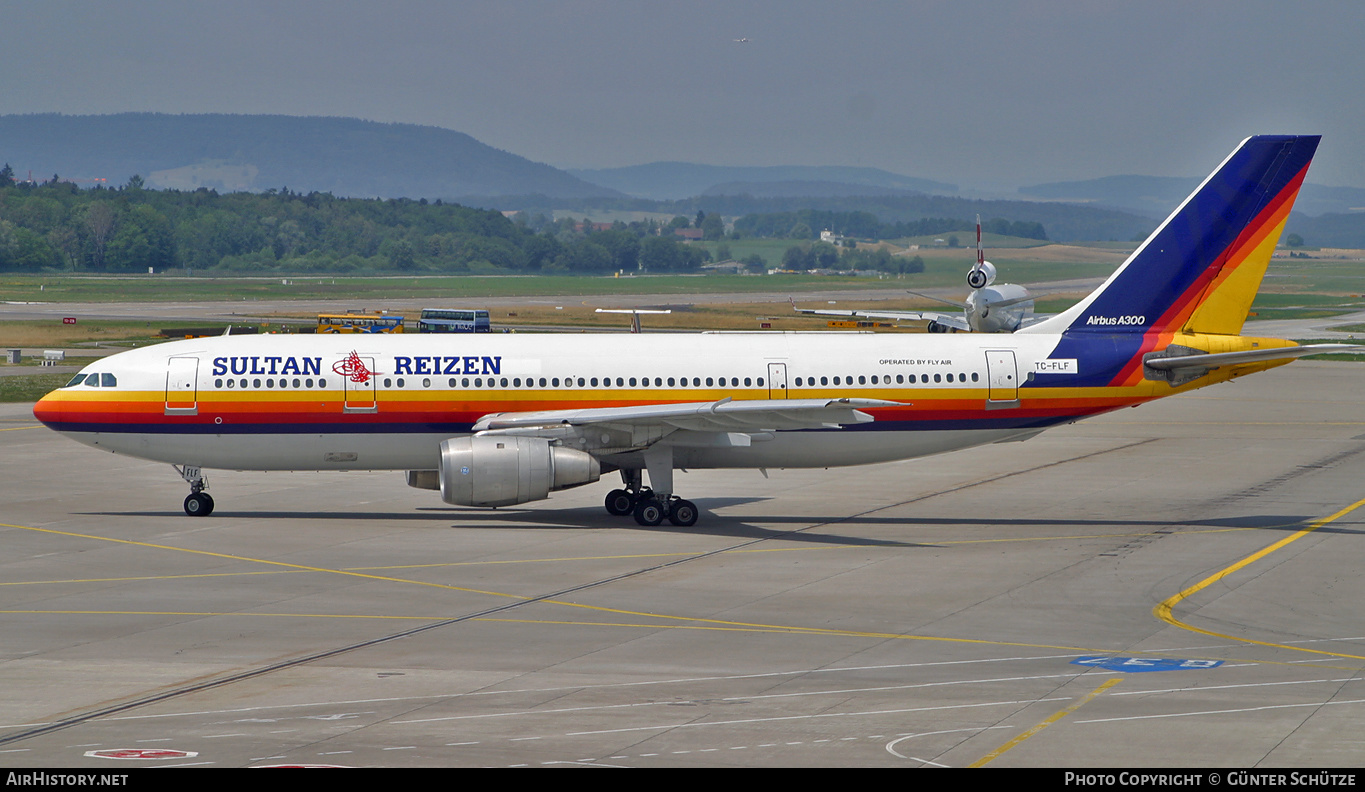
733;37;749;43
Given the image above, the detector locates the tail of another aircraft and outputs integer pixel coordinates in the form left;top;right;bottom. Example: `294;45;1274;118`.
1023;135;1319;337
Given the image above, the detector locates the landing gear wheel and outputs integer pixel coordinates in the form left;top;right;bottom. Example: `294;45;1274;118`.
667;499;698;527
633;498;665;527
184;492;214;517
605;489;635;516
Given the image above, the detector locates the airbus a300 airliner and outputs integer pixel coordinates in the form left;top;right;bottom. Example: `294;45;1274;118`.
34;136;1344;527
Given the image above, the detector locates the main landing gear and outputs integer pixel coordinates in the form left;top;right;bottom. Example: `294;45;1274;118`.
603;468;698;527
175;464;214;517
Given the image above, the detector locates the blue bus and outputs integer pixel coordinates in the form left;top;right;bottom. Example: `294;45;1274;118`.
418;308;491;333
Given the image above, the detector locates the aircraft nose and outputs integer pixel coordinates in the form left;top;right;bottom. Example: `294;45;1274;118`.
32;390;62;427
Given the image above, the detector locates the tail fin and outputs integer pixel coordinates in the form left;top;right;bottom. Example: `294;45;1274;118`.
1023;135;1319;337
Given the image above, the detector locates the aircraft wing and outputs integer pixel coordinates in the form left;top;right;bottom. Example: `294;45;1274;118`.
794;306;933;322
473;397;900;434
904;290;968;309
792;304;972;330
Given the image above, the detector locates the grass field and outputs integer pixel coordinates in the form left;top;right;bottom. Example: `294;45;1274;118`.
2;273;918;304
0;373;73;403
0;320;229;348
0;272;956;304
0;245;1127;304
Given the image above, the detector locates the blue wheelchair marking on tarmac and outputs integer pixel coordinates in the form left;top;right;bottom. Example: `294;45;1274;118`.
1072;656;1222;672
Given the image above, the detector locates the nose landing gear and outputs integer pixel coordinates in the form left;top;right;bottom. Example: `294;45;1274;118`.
175;464;214;517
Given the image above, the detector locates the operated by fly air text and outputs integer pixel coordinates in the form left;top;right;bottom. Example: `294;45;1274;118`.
35;136;1347;527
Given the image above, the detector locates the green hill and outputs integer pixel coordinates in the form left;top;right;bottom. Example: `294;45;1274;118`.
0;113;621;201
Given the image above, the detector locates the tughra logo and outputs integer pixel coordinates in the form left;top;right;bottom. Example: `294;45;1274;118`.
333;351;376;384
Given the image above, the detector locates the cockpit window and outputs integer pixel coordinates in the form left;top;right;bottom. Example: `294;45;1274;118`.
101;373;117;387
65;374;88;387
85;374;101;387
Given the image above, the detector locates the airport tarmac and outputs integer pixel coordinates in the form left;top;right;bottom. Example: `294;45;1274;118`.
2;361;1365;768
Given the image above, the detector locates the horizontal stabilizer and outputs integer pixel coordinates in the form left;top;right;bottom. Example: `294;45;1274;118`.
1145;344;1353;372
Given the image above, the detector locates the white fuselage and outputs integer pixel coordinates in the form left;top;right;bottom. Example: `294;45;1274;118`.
36;330;1109;474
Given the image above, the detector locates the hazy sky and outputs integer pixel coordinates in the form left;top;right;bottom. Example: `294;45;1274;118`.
3;0;1362;190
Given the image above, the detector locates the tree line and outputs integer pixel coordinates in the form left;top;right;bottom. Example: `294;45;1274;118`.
0;167;709;275
732;209;1047;241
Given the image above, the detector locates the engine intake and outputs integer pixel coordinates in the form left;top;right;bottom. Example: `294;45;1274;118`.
439;435;600;507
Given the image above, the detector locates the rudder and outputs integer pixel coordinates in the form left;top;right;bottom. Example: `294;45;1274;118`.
1024;135;1319;337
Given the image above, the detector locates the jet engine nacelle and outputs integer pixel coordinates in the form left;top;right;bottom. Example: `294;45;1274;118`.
439;435;600;507
966;261;997;289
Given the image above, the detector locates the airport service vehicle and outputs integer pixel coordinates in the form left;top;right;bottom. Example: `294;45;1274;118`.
316;313;405;333
34;136;1344;526
418;308;491;333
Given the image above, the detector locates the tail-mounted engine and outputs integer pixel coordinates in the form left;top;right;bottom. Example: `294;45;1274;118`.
966;260;997;289
438;435;600;507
